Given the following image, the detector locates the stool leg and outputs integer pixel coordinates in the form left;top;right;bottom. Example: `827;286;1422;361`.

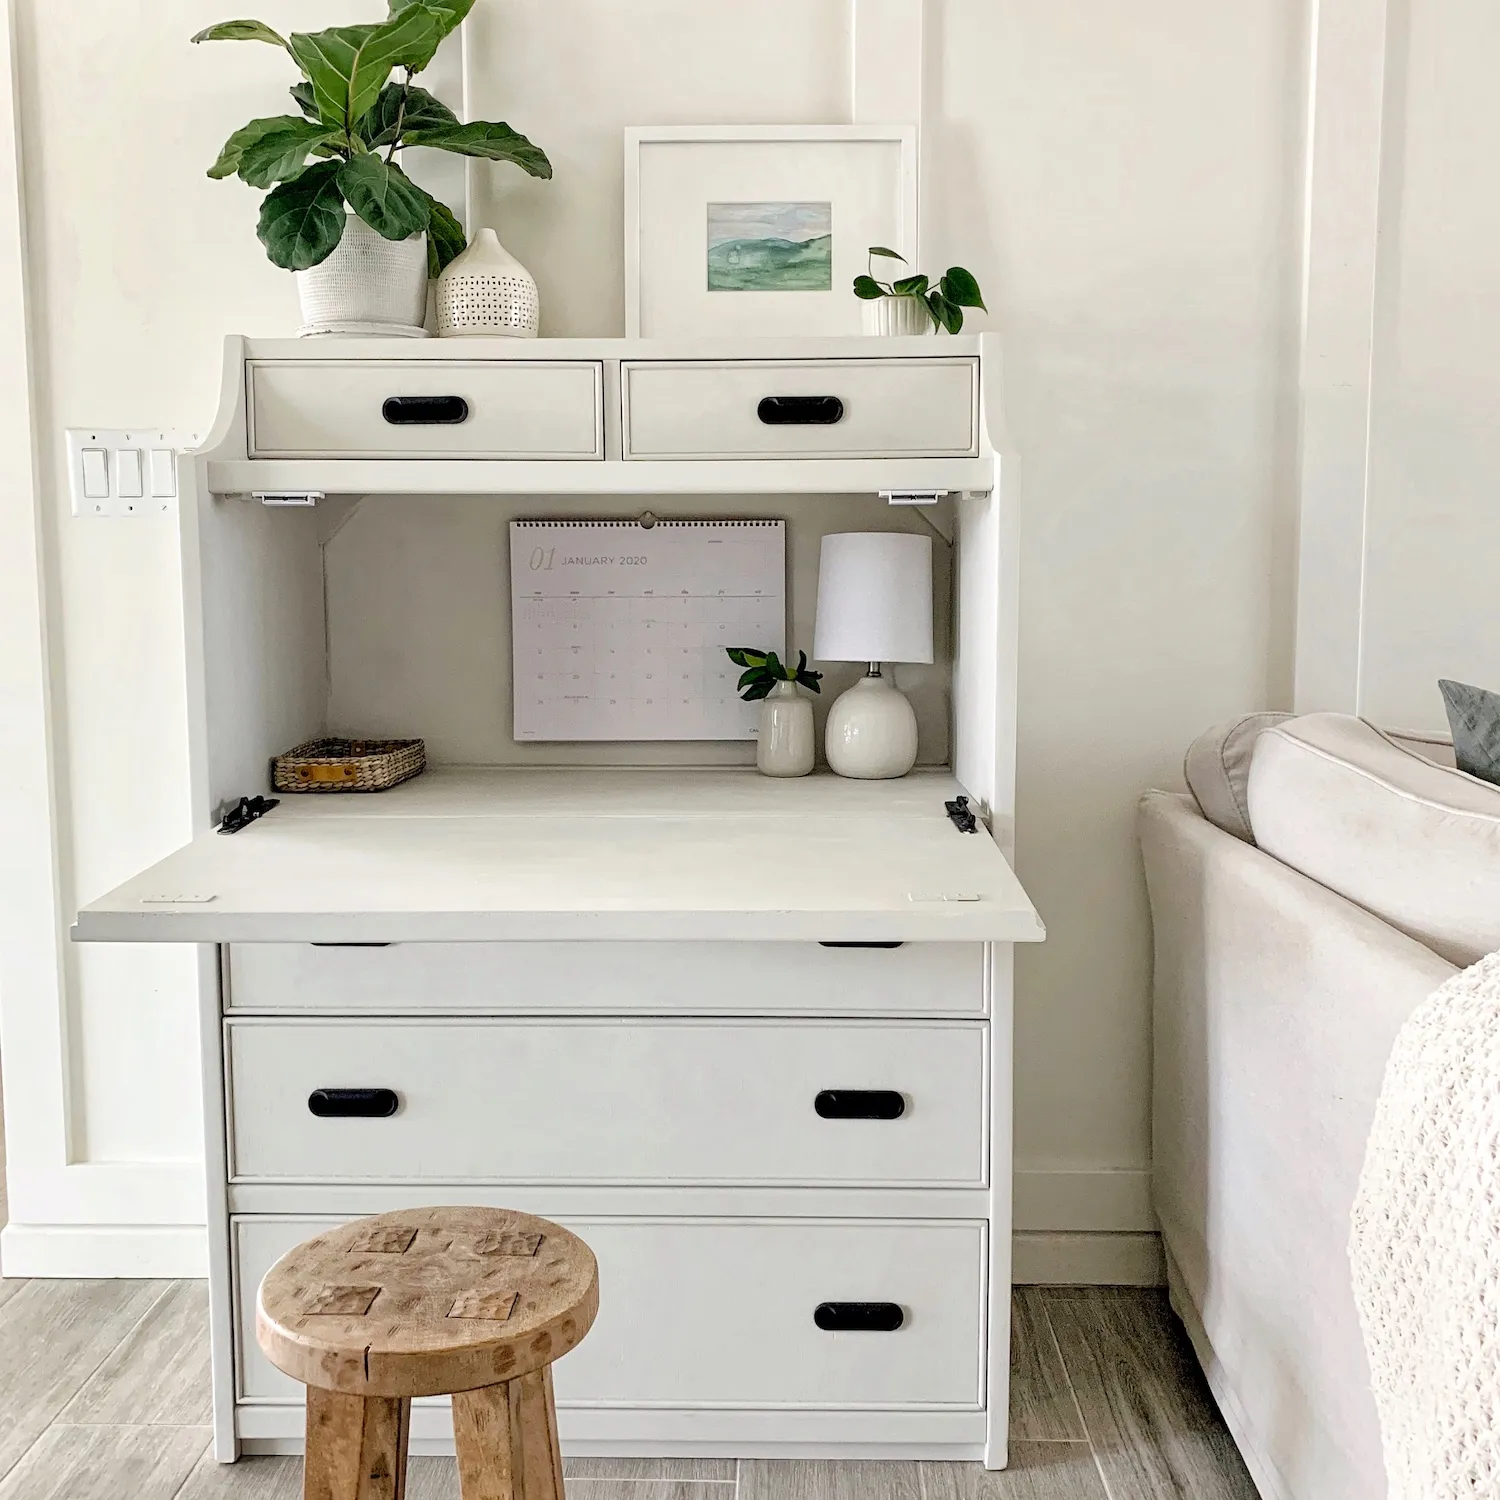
304;1387;411;1500
453;1368;564;1500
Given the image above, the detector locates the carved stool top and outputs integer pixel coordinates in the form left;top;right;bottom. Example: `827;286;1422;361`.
256;1206;599;1398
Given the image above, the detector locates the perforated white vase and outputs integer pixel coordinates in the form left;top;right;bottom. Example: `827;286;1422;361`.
435;228;540;338
295;214;429;338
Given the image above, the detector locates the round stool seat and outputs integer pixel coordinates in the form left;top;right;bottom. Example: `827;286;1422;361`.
257;1206;598;1399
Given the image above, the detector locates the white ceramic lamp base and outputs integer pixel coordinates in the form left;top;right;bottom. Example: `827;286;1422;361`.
824;670;919;779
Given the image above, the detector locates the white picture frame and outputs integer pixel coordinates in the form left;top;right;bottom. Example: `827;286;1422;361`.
624;125;919;338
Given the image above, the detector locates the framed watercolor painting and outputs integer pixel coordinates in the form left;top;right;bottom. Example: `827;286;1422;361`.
624;125;918;337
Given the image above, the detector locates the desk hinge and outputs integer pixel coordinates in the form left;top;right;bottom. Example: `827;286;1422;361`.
945;795;979;834
218;794;279;834
881;489;949;507
254;490;323;508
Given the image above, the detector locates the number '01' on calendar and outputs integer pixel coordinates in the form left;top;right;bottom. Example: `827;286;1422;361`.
509;519;786;742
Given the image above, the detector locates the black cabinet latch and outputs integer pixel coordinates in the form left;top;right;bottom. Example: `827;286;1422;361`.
218;795;279;835
945;795;978;834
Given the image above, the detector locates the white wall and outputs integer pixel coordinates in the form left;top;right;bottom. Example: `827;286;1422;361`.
0;0;1311;1278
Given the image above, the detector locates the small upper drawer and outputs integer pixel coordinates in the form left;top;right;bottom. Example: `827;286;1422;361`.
247;360;604;459
224;940;986;1016
622;358;979;459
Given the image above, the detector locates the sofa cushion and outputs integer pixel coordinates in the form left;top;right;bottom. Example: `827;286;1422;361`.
1440;678;1500;785
1248;713;1500;966
1183;712;1294;843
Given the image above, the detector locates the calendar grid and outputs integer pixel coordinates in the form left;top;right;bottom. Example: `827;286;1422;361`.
510;520;786;742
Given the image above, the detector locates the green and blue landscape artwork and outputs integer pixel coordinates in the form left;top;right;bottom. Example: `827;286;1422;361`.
706;201;832;292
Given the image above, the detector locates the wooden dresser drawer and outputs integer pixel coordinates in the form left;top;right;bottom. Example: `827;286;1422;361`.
233;1214;984;1408
224;940;986;1016
225;1017;986;1186
247;360;604;459
621;359;979;459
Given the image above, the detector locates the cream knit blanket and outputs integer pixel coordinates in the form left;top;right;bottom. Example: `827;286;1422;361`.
1350;951;1500;1499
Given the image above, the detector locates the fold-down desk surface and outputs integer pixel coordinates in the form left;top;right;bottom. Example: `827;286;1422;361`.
73;768;1044;945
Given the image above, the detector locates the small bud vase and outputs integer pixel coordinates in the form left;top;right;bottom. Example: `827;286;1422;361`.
756;681;816;777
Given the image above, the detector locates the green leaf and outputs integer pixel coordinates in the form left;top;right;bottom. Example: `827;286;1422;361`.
337;154;430;241
852;274;886;300
401;120;552;178
257;160;347;270
742;679;774;702
419;191;466;275
192;18;288;48
737;667;769;691
288;9;445;133
927;289;963;334
363;81;457;146
763;651;784;679
290;81;319;119
868;245;906;262
892;274;929;297
387;0;475;71
941;265;986;310
796;669;823;693
216;116;337;187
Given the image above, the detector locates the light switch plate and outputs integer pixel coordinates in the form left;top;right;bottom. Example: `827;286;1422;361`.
66;428;200;517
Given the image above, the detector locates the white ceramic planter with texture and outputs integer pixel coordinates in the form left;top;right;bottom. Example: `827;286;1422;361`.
756;681;816;777
861;296;934;336
296;215;429;338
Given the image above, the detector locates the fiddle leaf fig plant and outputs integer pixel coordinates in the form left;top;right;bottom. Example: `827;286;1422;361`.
194;1;550;276
853;247;987;334
726;648;823;702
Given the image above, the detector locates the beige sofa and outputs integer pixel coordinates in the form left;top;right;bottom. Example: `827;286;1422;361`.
1140;712;1500;1500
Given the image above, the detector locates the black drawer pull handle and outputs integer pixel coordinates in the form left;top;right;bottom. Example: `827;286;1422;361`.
757;395;844;426
815;1302;904;1333
818;941;904;949
308;1087;399;1119
815;1089;906;1120
382;395;470;425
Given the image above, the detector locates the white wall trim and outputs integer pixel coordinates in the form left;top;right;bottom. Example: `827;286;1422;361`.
0;0;75;1205
0;1222;207;1279
1013;1168;1155;1234
1291;0;1396;712
1013;1233;1165;1288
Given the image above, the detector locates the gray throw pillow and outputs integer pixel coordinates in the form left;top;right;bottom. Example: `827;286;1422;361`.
1439;679;1500;786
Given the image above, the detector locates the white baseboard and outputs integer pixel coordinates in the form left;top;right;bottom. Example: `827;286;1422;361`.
1012;1231;1165;1286
0;1222;208;1278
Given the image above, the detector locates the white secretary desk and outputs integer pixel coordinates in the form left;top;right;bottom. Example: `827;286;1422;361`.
74;332;1044;1469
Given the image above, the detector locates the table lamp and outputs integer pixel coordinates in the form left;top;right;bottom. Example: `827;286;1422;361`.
813;531;934;779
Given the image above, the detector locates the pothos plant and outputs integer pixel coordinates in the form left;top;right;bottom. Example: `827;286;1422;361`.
853;247;986;333
194;1;550;276
726;648;823;702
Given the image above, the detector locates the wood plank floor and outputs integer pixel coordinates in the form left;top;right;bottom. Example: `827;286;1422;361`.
0;1277;1260;1499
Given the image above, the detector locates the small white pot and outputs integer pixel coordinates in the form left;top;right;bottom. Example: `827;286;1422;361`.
296;214;429;338
756;681;816;778
861;295;934;337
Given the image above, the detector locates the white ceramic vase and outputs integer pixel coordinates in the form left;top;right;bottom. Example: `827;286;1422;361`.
436;227;540;337
861;296;934;337
824;669;919;779
296;215;429;338
756;681;816;778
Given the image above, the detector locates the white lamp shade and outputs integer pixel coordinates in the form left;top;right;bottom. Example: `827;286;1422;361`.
813;532;934;664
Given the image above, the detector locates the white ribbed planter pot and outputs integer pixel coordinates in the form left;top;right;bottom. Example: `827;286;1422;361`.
861;296;934;336
295;215;429;338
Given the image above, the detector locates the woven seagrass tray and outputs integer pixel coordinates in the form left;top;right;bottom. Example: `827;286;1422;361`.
272;738;426;794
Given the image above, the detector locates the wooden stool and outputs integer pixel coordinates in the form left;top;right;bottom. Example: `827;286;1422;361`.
257;1206;599;1500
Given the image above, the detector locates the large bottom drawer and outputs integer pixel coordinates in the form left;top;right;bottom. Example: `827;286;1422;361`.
233;1215;986;1409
